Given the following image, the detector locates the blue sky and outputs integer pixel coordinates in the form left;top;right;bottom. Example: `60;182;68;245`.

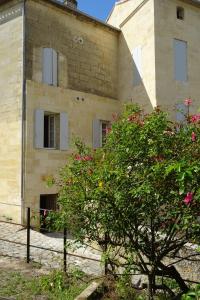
78;0;116;21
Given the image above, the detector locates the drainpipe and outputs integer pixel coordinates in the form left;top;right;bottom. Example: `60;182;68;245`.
21;0;26;224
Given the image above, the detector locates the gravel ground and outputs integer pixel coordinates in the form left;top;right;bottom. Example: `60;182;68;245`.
0;222;102;275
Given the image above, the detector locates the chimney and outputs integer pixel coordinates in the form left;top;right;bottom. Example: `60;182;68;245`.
63;0;78;9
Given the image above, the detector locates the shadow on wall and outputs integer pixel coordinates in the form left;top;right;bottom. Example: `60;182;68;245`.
118;32;155;112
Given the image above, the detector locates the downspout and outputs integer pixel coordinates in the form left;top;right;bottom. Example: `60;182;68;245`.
21;0;26;224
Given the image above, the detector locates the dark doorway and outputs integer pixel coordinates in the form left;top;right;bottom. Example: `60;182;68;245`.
40;194;57;232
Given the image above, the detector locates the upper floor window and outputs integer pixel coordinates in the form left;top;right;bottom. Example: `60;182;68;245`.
35;109;68;150
44;113;56;149
93;119;111;148
173;39;188;82
42;48;58;86
177;7;184;20
132;46;142;86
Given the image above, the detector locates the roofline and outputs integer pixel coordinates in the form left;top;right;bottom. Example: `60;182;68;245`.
0;0;120;32
37;0;121;32
106;0;200;28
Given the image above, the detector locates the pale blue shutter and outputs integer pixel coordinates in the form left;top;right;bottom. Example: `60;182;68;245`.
52;49;58;86
42;48;53;85
132;46;142;86
174;39;187;82
60;112;69;150
176;103;187;122
35;109;44;148
93;119;101;148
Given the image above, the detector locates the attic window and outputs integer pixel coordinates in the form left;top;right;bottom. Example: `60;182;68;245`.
177;7;184;20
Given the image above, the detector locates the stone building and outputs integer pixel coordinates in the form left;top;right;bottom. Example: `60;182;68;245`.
0;0;199;223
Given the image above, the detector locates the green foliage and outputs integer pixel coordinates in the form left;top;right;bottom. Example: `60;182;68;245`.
56;104;200;298
0;269;87;300
182;285;200;299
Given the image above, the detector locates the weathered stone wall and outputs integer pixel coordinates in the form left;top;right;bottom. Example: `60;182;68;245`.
109;0;156;110
154;0;200;116
0;0;23;222
23;0;121;219
24;81;121;219
26;0;119;99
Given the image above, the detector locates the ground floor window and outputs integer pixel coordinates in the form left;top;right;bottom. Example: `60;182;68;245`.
40;194;58;231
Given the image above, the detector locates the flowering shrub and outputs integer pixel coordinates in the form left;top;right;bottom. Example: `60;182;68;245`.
57;103;200;299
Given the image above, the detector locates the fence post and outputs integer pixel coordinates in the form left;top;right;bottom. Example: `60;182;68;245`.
63;227;67;272
26;207;30;264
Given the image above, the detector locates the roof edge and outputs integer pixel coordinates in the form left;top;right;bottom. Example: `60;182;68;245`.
40;0;121;32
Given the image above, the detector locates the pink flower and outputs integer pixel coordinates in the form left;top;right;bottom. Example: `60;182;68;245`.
191;132;196;142
74;154;82;161
184;98;192;106
83;155;93;161
191;114;200;123
184;192;193;205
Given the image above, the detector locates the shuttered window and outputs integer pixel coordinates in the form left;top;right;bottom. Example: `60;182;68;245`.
35;110;68;150
42;48;58;86
60;112;69;151
132;46;142;86
174;39;187;82
176;103;187;123
93;119;110;148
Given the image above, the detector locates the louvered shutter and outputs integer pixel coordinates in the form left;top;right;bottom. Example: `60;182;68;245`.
52;49;58;86
174;39;187;82
93;119;101;148
176;103;187;123
35;109;44;148
60;112;69;150
42;48;53;85
132;46;142;86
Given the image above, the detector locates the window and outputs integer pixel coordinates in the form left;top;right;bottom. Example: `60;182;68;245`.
93;119;111;148
101;121;110;146
176;103;187;123
177;7;184;20
42;48;58;86
44;114;56;148
132;46;142;86
174;39;187;82
35;110;68;150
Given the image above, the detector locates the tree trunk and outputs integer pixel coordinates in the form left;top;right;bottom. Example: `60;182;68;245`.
148;274;155;300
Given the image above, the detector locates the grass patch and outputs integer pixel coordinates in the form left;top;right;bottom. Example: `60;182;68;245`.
0;268;88;300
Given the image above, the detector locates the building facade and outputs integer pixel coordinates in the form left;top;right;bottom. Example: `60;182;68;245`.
0;0;200;223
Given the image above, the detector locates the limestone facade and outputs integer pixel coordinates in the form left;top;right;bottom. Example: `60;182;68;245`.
0;0;200;222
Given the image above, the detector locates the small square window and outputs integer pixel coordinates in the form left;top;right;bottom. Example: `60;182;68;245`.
177;7;184;20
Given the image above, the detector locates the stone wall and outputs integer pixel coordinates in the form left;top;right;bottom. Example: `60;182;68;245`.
26;0;119;99
154;0;200;116
0;0;23;222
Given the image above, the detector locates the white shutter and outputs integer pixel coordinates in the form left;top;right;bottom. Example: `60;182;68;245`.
93;119;101;148
42;48;53;85
174;39;187;82
176;103;187;122
52;49;58;86
132;46;142;86
35;109;44;149
60;112;69;150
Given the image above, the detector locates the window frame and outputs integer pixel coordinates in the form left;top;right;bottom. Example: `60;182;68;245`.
44;113;56;149
100;121;111;147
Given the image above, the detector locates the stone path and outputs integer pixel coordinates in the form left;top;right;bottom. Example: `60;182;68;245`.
0;222;102;275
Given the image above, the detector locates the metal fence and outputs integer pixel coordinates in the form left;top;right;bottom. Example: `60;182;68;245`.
0;206;103;274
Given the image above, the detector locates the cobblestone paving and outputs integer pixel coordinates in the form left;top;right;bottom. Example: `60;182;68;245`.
0;223;102;275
